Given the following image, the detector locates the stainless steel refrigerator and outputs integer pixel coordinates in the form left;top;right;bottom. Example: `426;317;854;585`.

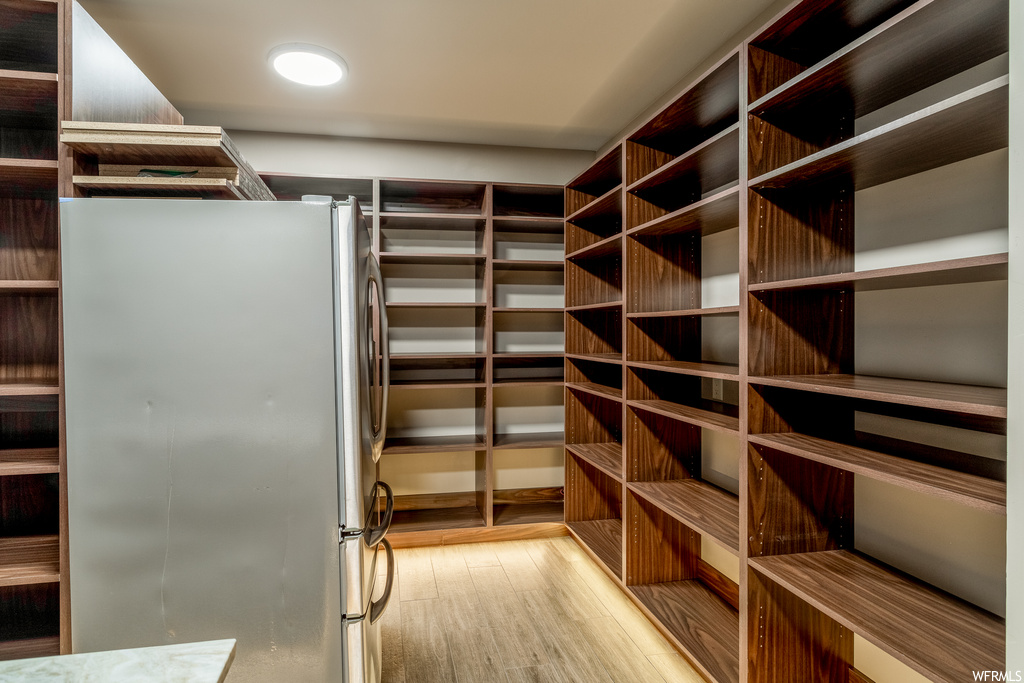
60;197;394;682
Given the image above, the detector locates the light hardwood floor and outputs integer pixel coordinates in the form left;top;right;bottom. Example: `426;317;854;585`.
376;537;705;683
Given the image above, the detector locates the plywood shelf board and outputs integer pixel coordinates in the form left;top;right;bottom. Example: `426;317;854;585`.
72;175;244;200
626;186;740;238
565;232;621;260
567;519;623;579
382;435;486;455
630;581;739;683
749;253;1009;292
565;442;623;481
0;448;59;477
626;360;739;380
0;636;60;662
749;76;1008;192
627;123;740;195
627;399;739;434
626;306;739;319
750;0;1008;122
492;431;564;450
566;381;623;402
0;535;59;587
564;352;622;365
627;479;740;552
0;381;60;397
565;300;623;312
0;280;59;294
750;432;1004;513
749;550;1004;682
748;374;1006;418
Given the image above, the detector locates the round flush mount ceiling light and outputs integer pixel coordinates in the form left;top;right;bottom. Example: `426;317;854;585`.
268;44;347;86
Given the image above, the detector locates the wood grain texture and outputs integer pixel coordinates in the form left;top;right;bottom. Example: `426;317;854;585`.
848;667;877;683
565;308;622;358
697;559;740;612
492;431;564;450
627;186;740;238
72;175;244;200
628;479;740;553
626;141;675;187
749;252;1009;292
565;387;621;446
565;254;621;309
382;434;486;454
566;355;622;389
749;373;1007;417
748;105;850;179
492;502;564;526
626;231;700;314
0;294;57;384
492;183;563;219
566;519;622;579
750;432;1005;514
627;399;739;434
625;491;699;586
627;305;739;319
626;407;699;482
565;147;621;216
565;381;622;403
386;522;567;549
750;551;1004;682
0;583;59;647
0;535;58;586
747;567;851;683
389;506;486;534
626;315;702;364
747;44;805;103
0;448;57;476
0;635;59;662
628;124;740;206
0;197;57;281
0;0;58;74
399;598;457;683
630;582;739;683
564;442;622;482
748;444;852;557
565;451;621;524
627;360;739;380
748;290;852;377
565;188;621;252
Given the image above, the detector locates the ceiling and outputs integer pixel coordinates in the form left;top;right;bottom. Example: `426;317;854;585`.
77;0;777;151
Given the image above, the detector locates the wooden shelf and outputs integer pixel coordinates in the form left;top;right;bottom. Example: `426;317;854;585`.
750;432;1005;514
0;381;59;397
378;211;484;221
567;519;622;579
492;379;564;388
0;158;57;187
492;307;562;313
564;352;621;365
565;232;621;260
749;550;1004;682
629;581;739;683
0;448;59;477
627;124;740;199
749;76;1008;192
72;175;245;200
380;179;486;215
492;502;564;526
491;259;563;270
627;480;739;552
492;432;564;450
0;280;58;294
385;301;485;308
258;172;373;205
627;399;739;434
0;69;57;112
566;381;622;402
565;301;622;313
0;636;60;662
627;305;739;319
566;185;621;223
492;352;562;359
750;0;1007;124
491;215;564;225
382;435;486;455
565;443;622;481
566;147;621;215
0;535;59;587
748;374;1006;418
749;253;1009;292
626;360;739;380
391;352;486;360
388;506;486;533
390;380;487;389
379;252;485;265
626;186;739;238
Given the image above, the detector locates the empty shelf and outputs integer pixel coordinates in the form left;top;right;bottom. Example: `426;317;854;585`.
628;479;739;552
382;435;486;455
0;448;59;477
567;519;622;579
626;360;739;380
627;186;740;238
0;536;59;587
566;443;622;481
627;399;739;434
566;381;622;402
492;432;564;450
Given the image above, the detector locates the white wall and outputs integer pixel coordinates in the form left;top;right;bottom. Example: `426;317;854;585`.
1007;0;1023;672
227;130;593;185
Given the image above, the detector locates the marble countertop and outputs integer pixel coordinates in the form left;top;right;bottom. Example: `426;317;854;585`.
0;639;236;682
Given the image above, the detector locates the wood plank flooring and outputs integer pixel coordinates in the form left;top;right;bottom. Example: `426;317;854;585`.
377;537;704;682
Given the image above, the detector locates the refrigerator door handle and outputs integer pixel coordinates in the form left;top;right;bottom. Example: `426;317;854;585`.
367;252;389;462
364;480;394;547
368;538;395;625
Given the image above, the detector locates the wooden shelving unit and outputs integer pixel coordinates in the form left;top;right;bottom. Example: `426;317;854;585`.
564;1;1010;679
257;173;566;543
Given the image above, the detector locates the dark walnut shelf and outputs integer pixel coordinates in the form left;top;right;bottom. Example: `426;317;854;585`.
491;259;564;271
0;535;59;588
492;432;564;450
565;231;621;260
627;124;739;199
627;479;740;553
379;253;486;265
382;434;486;455
0;158;57;190
388;506;486;534
748;374;1006;418
749;76;1008;192
0;448;59;477
629;581;739;683
565;300;623;313
0;69;57;112
566;381;622;403
627;399;739;434
564;352;622;365
750;0;1007;125
0;280;58;294
749;253;1008;292
385;301;485;309
626;186;739;238
567;519;622;579
566;147;621;215
565;442;622;481
627;305;739;320
492;502;564;526
749;432;1005;514
626;360;739;381
749;550;1004;683
0;380;59;397
0;636;60;663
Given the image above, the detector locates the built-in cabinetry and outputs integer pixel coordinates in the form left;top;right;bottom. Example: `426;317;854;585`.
260;173;567;544
565;0;1009;680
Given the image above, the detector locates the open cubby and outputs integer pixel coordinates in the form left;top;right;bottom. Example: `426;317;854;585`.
565;253;621;308
379;179;486;215
493;266;562;309
0;1;58;73
492;310;563;355
565;307;621;360
386;305;486;356
625;491;739;683
565;451;622;578
493;223;563;262
492;444;565;526
493;183;563;218
625;53;740;185
381;260;484;305
627;367;739;435
0;583;58;661
381;450;488;532
258;173;374;206
379;215;485;255
565;190;621;257
388;355;486;388
565;146;621;217
565;356;621;402
0;473;57;535
492;354;563;385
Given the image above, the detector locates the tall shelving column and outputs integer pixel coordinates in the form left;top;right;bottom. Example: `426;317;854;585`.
744;0;1008;681
0;0;62;660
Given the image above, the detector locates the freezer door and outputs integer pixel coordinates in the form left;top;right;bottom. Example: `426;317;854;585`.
341;536;395;682
61;199;345;682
